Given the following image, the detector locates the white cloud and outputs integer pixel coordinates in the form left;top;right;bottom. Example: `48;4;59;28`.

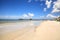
52;0;60;13
45;0;52;8
44;8;47;11
22;14;28;18
21;13;34;19
28;13;34;17
46;14;58;18
28;0;31;3
0;13;34;19
43;0;52;12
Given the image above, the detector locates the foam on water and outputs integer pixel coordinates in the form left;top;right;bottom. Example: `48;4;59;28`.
0;20;42;34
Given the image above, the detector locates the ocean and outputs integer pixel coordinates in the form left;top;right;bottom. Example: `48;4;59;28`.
0;20;43;34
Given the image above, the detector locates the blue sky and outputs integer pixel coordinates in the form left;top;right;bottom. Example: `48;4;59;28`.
0;0;60;19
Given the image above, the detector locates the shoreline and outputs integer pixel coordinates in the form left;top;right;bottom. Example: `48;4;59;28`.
0;21;60;40
34;21;60;40
1;26;34;40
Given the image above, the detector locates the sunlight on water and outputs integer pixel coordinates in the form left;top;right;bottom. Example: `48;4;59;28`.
0;20;43;34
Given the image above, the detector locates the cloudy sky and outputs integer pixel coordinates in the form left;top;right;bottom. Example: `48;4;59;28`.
0;0;60;19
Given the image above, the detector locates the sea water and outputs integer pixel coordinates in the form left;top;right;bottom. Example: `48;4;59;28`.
0;20;43;34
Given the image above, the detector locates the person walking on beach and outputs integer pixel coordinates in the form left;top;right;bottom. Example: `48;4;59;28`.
34;26;37;32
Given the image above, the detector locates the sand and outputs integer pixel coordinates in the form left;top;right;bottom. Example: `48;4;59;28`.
1;26;35;40
0;21;60;40
34;21;60;40
0;21;35;40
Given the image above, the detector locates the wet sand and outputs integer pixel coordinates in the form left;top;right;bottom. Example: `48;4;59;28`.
0;21;60;40
1;26;34;40
0;21;38;40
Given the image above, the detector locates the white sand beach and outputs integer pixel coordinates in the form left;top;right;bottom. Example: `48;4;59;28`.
34;21;60;40
0;21;60;40
0;21;40;40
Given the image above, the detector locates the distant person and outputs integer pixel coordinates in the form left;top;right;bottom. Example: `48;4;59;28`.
34;26;37;32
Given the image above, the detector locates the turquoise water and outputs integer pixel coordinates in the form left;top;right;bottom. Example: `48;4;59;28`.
0;20;43;34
